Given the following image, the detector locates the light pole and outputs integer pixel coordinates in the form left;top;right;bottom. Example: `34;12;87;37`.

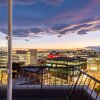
7;0;12;100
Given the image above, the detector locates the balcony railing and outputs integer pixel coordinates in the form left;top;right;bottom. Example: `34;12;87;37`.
0;66;100;100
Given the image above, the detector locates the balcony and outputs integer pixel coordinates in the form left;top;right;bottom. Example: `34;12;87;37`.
0;66;100;100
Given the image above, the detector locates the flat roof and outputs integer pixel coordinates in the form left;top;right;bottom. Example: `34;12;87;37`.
20;68;48;74
47;57;87;61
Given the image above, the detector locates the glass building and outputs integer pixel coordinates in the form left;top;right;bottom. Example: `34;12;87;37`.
46;57;87;69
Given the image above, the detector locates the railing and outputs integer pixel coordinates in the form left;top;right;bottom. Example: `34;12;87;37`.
69;68;100;100
0;66;100;100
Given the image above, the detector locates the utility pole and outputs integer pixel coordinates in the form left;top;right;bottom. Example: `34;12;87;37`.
7;0;12;100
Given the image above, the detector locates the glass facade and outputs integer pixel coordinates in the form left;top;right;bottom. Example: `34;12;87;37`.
46;57;87;69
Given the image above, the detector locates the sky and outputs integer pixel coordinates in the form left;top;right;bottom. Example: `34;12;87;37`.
0;0;100;49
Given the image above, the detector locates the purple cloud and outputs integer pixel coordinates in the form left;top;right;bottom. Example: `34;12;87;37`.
0;0;100;40
1;18;100;39
77;30;88;35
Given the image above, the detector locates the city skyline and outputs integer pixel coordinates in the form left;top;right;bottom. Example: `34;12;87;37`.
0;0;100;49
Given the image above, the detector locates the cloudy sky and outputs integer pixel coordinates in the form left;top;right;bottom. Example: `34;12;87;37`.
0;0;100;49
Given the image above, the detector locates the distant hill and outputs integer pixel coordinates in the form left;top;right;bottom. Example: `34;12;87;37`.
85;46;100;52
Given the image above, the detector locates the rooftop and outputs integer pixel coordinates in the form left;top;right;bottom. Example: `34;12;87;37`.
0;66;100;100
47;57;87;61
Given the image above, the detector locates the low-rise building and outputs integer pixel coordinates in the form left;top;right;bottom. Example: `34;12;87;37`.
46;57;87;69
0;48;37;67
0;51;7;67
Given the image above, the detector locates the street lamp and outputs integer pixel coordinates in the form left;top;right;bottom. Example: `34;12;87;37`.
7;0;12;100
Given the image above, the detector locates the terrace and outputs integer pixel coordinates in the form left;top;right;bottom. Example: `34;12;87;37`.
0;66;100;100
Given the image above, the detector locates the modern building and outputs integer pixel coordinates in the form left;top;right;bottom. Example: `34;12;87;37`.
46;57;87;69
29;49;37;65
0;51;7;67
12;49;37;66
87;56;100;71
86;56;100;80
0;48;37;67
46;57;87;78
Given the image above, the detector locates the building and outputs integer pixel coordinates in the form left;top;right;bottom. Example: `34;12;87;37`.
46;57;87;82
12;49;37;66
37;51;49;64
86;56;100;80
0;51;7;67
0;47;7;67
46;57;87;69
47;51;61;58
13;50;30;66
29;49;37;65
0;48;37;67
20;67;51;85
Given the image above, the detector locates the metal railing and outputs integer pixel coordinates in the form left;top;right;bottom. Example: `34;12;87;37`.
0;66;100;100
69;68;100;100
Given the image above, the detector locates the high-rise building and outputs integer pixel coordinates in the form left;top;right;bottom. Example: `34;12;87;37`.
29;49;37;65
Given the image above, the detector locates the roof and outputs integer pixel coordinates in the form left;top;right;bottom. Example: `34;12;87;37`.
47;57;87;62
20;68;48;74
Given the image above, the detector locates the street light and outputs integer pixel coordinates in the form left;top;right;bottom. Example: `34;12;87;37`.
7;0;12;100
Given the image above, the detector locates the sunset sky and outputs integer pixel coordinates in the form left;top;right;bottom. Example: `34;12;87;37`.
0;0;100;49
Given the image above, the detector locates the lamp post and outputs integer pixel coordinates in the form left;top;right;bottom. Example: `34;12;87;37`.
7;0;12;100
